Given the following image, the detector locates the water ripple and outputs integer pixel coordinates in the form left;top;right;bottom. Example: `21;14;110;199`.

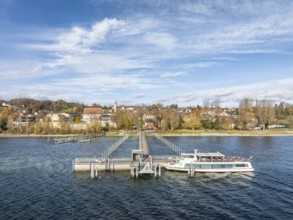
0;137;293;219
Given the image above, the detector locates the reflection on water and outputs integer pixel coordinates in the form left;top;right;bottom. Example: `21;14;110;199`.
0;136;292;219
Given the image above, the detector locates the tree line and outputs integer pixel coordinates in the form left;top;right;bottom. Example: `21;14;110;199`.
1;98;293;134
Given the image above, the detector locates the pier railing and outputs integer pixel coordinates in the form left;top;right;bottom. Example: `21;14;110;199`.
152;155;175;163
154;134;182;156
74;157;131;165
54;133;105;144
102;133;130;158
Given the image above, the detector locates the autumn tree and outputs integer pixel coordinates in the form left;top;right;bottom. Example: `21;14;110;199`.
161;112;170;131
115;110;133;130
134;106;147;130
285;115;293;128
169;111;181;130
86;119;101;133
182;110;201;130
237;98;257;130
0;108;12;132
256;100;275;129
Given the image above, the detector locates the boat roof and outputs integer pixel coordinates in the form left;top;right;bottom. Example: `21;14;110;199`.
196;152;225;157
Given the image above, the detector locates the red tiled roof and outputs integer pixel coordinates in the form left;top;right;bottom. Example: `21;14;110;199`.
83;108;102;115
142;124;158;131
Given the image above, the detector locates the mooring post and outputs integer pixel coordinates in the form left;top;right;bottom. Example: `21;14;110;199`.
94;164;98;177
136;165;139;178
190;163;194;177
90;163;94;178
158;164;161;177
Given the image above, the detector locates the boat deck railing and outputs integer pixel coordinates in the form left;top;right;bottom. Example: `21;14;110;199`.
196;157;250;162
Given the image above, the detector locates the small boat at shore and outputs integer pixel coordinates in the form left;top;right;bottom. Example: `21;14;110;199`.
164;149;254;173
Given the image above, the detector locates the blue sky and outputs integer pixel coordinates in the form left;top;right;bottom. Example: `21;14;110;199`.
1;0;293;107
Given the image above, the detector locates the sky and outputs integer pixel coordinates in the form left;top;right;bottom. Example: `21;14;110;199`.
0;0;293;107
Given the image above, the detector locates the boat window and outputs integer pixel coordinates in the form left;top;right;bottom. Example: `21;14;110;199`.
225;164;233;168
200;164;212;169
212;164;225;169
193;164;200;169
235;164;247;167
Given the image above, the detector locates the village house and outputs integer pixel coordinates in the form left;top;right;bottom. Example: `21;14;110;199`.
45;112;78;128
141;113;158;132
143;113;156;125
13;113;39;126
82;108;102;124
100;114;117;128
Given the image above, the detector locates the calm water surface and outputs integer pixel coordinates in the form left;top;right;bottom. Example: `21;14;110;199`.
0;136;292;219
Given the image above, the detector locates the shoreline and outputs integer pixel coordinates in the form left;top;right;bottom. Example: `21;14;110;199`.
1;131;293;137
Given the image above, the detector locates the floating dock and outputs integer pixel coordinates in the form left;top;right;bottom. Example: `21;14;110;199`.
72;132;179;178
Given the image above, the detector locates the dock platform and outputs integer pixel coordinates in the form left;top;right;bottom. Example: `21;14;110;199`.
72;132;176;178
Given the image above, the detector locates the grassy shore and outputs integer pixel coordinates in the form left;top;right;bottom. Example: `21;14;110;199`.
157;128;293;136
1;128;293;137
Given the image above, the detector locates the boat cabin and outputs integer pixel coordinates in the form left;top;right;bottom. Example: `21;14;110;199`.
181;150;225;162
196;152;225;162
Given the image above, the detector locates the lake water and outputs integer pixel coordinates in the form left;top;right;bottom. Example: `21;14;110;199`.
0;136;292;219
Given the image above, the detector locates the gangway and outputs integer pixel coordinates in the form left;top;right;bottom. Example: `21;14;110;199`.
101;133;130;158
154;133;183;155
73;132;163;178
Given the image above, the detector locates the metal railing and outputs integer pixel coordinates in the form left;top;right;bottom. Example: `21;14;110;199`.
102;133;130;158
154;134;183;156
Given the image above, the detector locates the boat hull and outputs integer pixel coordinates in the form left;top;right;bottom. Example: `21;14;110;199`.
164;166;254;173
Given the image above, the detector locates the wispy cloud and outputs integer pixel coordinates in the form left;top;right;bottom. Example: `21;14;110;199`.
30;18;126;52
160;72;186;78
133;93;146;98
159;77;293;106
143;32;177;51
1;0;293;105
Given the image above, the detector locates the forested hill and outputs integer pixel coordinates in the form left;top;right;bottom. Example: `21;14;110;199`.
1;98;85;114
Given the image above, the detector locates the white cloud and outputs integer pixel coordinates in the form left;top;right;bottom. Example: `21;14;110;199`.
159;77;293;106
1;1;293;105
133;93;146;98
29;18;126;52
143;32;177;51
160;72;186;78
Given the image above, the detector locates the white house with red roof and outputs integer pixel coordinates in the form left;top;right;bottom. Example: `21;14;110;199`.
82;107;102;124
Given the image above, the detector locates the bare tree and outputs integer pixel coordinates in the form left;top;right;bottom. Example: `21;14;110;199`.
237;98;257;130
256;100;275;130
169;112;181;130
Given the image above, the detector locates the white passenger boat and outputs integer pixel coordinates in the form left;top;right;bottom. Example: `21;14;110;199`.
164;150;254;173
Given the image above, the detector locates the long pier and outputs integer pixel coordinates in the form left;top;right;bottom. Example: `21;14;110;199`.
54;133;105;144
72;133;180;178
139;132;149;155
